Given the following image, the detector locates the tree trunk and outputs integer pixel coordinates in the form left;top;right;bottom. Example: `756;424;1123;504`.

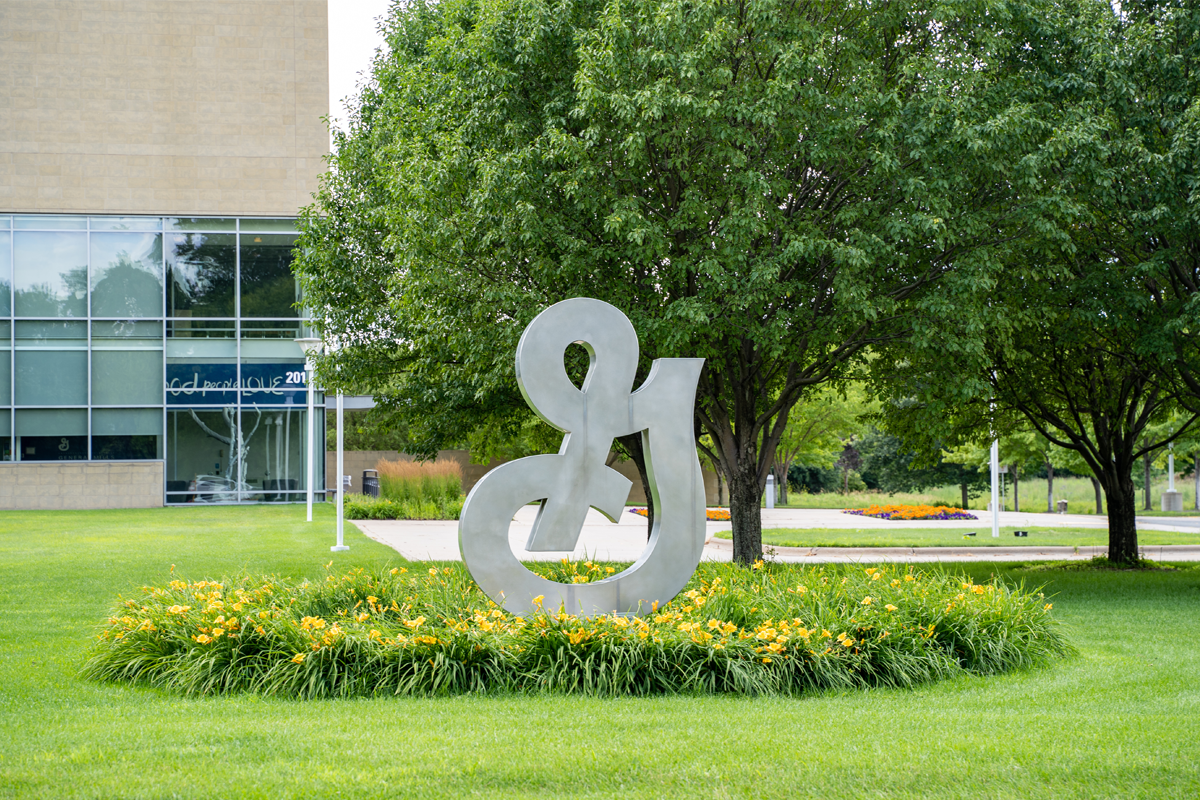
615;433;653;541
1046;459;1054;513
1143;451;1152;511
1091;476;1103;515
775;463;789;505
1195;455;1199;511
729;457;763;565
1011;464;1020;513
1100;468;1140;564
960;480;969;511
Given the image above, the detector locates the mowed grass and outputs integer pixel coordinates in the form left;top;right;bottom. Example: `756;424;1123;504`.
713;526;1200;549
2;506;1199;798
781;475;1200;515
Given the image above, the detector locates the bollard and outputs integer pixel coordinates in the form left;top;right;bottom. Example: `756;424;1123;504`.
765;473;775;509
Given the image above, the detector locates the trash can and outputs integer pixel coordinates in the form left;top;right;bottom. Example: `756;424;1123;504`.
1056;499;1068;514
362;469;380;498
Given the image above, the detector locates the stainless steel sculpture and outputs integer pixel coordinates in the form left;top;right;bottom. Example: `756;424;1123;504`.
458;298;706;616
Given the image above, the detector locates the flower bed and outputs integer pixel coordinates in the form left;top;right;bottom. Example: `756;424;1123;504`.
84;561;1067;698
630;507;731;521
844;504;977;521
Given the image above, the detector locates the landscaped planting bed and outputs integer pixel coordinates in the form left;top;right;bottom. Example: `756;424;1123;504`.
845;504;978;521
84;560;1067;698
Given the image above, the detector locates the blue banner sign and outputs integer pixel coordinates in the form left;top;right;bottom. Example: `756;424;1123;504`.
166;363;307;405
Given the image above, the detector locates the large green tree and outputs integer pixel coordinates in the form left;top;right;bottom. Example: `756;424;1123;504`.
873;0;1200;563
297;0;1057;564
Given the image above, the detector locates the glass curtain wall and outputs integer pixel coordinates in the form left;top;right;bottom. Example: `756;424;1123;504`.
1;214;323;504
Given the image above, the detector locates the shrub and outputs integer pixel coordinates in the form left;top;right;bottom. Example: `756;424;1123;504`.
84;562;1070;699
376;458;462;505
344;495;464;521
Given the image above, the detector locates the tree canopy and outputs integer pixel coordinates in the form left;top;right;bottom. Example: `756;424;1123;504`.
296;0;1068;564
871;0;1200;563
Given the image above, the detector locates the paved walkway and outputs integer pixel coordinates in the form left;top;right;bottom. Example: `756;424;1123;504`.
351;506;1200;563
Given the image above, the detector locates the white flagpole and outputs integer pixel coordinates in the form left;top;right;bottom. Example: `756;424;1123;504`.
332;390;349;552
990;438;1001;537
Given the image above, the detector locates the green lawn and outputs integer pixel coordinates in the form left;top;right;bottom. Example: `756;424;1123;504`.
778;475;1200;516
714;525;1200;549
2;506;1199;798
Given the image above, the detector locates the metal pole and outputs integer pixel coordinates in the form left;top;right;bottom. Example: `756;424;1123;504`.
306;363;314;522
990;438;1000;537
1168;446;1175;492
332;390;349;551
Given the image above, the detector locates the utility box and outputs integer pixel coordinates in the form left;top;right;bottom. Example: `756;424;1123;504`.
1162;491;1183;512
1056;499;1068;514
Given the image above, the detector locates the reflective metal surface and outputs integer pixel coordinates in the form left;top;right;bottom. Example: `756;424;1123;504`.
459;298;705;616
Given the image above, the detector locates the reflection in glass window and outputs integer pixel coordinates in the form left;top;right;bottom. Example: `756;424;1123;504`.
241;405;309;500
165;407;245;502
15;350;87;405
167;233;236;318
14;322;87;406
238;219;298;232
0;350;10;406
166;218;237;232
92;407;162;459
89;217;162;232
13;231;88;317
15;319;87;345
240;320;302;340
0;321;9;407
13;216;86;230
240;234;300;318
92;320;163;342
0;231;10;316
166;319;236;339
90;232;164;317
92;350;163;405
16;409;87;461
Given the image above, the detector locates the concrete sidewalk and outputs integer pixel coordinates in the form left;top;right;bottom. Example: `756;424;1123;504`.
353;505;734;563
351;506;1200;563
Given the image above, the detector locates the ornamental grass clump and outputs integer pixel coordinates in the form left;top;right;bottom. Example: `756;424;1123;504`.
84;562;1070;699
376;458;462;505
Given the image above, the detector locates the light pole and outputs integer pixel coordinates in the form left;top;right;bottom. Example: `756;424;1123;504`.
295;337;323;523
332;389;349;552
990;438;1000;537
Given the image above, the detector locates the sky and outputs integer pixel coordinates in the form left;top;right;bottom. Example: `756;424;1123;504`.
328;0;393;142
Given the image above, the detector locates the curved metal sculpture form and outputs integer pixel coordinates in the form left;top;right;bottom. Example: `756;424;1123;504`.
458;298;706;616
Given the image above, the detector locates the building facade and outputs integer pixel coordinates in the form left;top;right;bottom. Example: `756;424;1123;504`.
0;1;329;509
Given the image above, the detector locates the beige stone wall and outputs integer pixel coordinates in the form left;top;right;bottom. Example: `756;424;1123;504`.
326;450;723;506
0;0;329;216
0;461;164;509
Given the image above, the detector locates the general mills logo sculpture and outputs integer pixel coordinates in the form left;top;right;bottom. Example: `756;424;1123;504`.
458;298;706;616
